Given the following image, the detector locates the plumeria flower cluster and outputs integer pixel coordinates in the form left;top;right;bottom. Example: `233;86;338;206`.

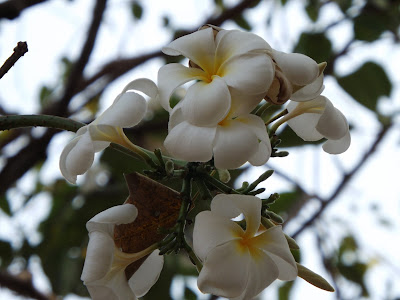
58;25;347;300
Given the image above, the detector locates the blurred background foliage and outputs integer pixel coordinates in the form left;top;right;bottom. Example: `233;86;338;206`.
0;0;399;299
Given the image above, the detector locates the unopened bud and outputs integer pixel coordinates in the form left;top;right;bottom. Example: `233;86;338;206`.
264;68;293;105
165;159;174;175
217;168;231;183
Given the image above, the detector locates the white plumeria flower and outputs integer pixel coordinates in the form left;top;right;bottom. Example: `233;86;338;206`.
265;49;326;104
81;204;163;300
164;101;271;169
158;27;275;126
193;194;297;300
285;95;351;154
59;78;158;184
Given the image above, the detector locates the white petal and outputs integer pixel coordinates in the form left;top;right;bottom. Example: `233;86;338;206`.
213;120;259;169
248;141;271;166
85;284;120;300
291;73;325;102
316;102;348;140
162;28;216;73
168;102;184;131
215;30;271;64
64;132;95;182
219;53;274;96
87;204;138;235
229;88;267;116
323;130;351;154
164;121;216;162
129;250;164;297
182;77;231;126
81;231;114;283
235;114;269;142
232;248;279;300
157;63;205;111
253;226;297;281
193;210;243;261
272;50;319;86
121;78;158;99
59;135;81;184
211;194;261;237
96;92;147;128
197;241;250;298
286;101;324;141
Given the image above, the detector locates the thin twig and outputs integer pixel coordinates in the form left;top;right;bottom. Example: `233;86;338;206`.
0;0;47;20
291;123;392;239
0;41;28;79
0;271;50;300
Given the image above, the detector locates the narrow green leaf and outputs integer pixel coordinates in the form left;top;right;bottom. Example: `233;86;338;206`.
233;14;252;31
337;61;392;112
297;263;335;292
0;195;11;216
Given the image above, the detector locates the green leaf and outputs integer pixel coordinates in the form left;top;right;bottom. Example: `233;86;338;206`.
233;14;252;31
131;1;143;20
184;285;197;300
0;195;11;216
336;0;353;13
39;85;53;108
337;61;392;112
279;281;295;300
353;11;387;42
305;0;320;22
0;240;13;266
293;32;332;63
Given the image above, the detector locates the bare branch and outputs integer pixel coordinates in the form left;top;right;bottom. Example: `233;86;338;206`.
0;270;50;300
291;123;393;239
0;42;28;80
0;0;48;20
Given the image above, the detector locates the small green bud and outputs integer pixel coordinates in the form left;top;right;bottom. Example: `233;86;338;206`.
265;210;284;224
217;169;231;183
297;263;335;292
165;159;174;175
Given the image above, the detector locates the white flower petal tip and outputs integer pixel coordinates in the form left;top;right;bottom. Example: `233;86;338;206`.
193;194;297;299
286;96;351;154
59;79;151;183
81;204;163;300
272;50;319;86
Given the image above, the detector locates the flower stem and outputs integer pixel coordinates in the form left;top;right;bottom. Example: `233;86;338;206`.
0;114;84;132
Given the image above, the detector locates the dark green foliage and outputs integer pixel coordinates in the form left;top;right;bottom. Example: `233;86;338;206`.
337;61;392;112
233;14;252;31
294;32;333;63
131;1;143;20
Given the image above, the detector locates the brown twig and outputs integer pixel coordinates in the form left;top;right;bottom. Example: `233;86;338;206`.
291;123;392;239
0;0;47;20
0;41;28;80
0;270;50;300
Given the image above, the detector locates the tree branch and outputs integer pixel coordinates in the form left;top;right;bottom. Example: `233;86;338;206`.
291;123;393;239
0;270;50;300
0;0;48;20
0;41;28;80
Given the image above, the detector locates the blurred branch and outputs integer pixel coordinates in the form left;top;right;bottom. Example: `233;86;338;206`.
0;0;48;20
0;0;107;196
0;270;50;300
291;123;393;239
0;41;28;80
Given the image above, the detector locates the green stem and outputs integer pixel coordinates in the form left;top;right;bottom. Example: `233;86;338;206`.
201;173;239;194
0;114;84;132
0;114;186;167
266;109;288;126
254;102;273;117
